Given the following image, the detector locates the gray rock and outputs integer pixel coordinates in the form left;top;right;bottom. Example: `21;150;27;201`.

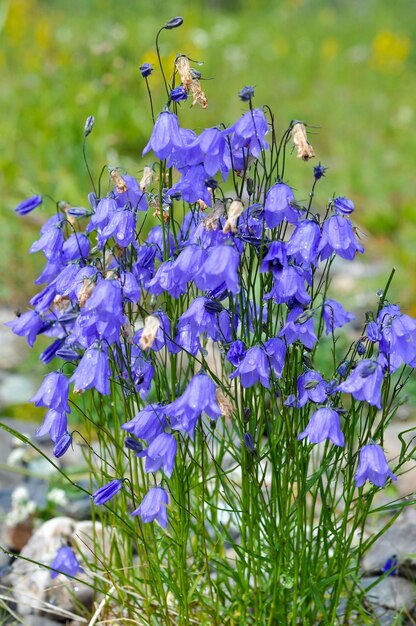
362;509;416;577
9;517;108;618
361;575;416;612
0;372;38;408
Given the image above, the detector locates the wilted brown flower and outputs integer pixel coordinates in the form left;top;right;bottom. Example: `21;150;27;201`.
78;278;96;308
189;79;207;109
215;388;234;419
175;55;193;89
109;168;128;193
291;122;315;161
223;199;245;234
139;166;154;192
139;315;161;350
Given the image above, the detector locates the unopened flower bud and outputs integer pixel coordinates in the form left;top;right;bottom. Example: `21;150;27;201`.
165;16;183;30
239;86;255;102
139;315;161;350
139;166;154;192
170;85;188;102
84;115;95;137
223;199;245;234
243;432;256;454
291;122;315;161
139;63;153;78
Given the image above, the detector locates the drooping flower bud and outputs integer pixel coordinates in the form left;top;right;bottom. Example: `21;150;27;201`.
223;199;245;234
14;195;43;216
164;16;183;30
170;85;188;102
139;315;161;350
83;115;95;137
291;122;315;161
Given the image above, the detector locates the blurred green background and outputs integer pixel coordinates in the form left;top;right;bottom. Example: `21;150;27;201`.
1;0;416;309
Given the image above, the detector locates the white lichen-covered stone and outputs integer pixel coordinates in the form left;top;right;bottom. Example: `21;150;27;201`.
9;516;107;618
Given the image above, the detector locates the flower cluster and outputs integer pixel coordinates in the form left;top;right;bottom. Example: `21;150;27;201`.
9;31;412;537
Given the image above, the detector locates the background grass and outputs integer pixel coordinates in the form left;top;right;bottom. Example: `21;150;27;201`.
1;0;416;309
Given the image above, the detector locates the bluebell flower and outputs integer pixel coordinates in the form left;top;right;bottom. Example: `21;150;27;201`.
389;312;416;367
322;299;356;335
355;444;397;488
226;340;246;366
113;174;148;212
286;220;321;266
142;110;182;160
168;164;213;206
170;86;188;102
14;195;43;216
263;337;287;379
167;373;222;439
81;279;125;338
318;215;364;261
99;208;137;248
366;321;381;343
142;432;177;478
298;407;344;447
278;307;318;350
229;346;271;389
194;244;240;295
264;183;299;228
36;409;68;442
146;225;176;260
177;297;231;343
333;196;354;215
62;233;90;262
131;486;169;528
50;546;82;579
337;359;384;409
86;197;117;233
70;343;111;395
190;127;229;179
92;479;124;505
31;371;70;413
296;370;327;408
264;265;311;307
30;223;64;260
119;271;141;304
224;108;269;158
30;283;58;313
122;403;167;444
260;241;288;274
5;310;50;347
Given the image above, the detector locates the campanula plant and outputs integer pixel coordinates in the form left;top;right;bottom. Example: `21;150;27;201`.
5;16;416;626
